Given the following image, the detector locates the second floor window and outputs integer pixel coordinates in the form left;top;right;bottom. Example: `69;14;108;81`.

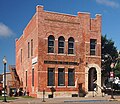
68;37;74;54
21;49;22;63
48;35;55;53
58;36;65;54
28;42;30;58
31;39;33;56
90;39;97;55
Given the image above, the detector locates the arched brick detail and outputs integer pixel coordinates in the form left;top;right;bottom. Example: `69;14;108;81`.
45;32;55;39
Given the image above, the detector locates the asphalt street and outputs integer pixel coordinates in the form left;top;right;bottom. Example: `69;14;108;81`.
0;96;120;104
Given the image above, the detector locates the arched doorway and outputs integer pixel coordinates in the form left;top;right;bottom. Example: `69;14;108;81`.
85;64;101;96
88;67;97;91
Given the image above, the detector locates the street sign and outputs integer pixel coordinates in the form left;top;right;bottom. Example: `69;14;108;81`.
110;71;114;78
110;72;114;77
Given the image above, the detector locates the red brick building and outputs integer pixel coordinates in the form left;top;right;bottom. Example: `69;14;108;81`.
16;5;101;98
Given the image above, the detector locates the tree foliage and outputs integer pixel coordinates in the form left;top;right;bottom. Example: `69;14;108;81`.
114;61;120;77
102;35;118;59
101;35;118;77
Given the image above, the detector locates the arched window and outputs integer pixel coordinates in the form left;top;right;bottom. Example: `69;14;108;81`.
58;36;65;54
68;37;74;54
48;35;55;53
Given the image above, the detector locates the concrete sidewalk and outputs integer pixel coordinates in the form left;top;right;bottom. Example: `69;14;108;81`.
0;95;120;104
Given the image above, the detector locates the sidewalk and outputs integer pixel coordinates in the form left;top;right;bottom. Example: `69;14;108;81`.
0;95;120;104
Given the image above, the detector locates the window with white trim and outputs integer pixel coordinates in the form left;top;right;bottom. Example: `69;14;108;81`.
48;68;55;86
32;68;34;86
68;37;74;54
31;39;33;56
58;36;65;54
28;42;30;58
58;68;65;86
90;39;97;55
48;35;55;53
26;71;27;87
68;69;75;86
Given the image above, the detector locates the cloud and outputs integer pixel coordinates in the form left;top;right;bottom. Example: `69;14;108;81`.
0;23;14;37
96;0;119;8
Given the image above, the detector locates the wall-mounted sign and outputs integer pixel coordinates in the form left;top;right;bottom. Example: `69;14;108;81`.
32;57;38;65
44;60;79;66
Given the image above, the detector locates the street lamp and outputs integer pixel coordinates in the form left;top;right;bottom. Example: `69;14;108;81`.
42;88;45;102
104;54;115;99
3;56;7;102
110;63;115;99
103;54;115;99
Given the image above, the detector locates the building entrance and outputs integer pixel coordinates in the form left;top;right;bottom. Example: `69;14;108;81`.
88;67;97;91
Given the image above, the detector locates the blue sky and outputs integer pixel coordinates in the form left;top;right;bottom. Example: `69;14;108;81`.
0;0;120;73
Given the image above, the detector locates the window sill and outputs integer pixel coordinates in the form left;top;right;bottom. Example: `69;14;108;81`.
86;55;101;58
46;53;76;56
47;86;56;88
67;86;75;88
67;54;76;56
57;86;66;88
47;53;56;55
57;54;66;55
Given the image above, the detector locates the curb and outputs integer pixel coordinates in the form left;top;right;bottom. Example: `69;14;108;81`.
108;99;120;101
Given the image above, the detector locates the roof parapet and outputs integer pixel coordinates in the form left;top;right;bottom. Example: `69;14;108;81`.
95;14;102;16
78;12;90;15
77;12;90;19
36;5;44;12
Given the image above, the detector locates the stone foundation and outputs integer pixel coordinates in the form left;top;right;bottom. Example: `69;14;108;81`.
37;91;78;98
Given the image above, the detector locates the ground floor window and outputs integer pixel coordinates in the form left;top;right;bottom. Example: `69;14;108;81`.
26;71;27;87
48;68;55;86
32;68;34;86
68;69;75;86
58;68;65;86
47;67;76;87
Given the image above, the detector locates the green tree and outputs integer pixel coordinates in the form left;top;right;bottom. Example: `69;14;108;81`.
101;35;118;77
102;35;118;59
114;60;120;78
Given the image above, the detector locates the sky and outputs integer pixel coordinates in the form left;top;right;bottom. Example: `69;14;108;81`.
0;0;120;73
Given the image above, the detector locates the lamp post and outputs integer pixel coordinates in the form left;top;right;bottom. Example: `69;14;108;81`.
42;88;45;102
3;56;7;102
104;54;115;99
110;63;115;99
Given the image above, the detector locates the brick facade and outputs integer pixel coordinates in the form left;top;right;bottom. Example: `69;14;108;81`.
16;5;101;98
